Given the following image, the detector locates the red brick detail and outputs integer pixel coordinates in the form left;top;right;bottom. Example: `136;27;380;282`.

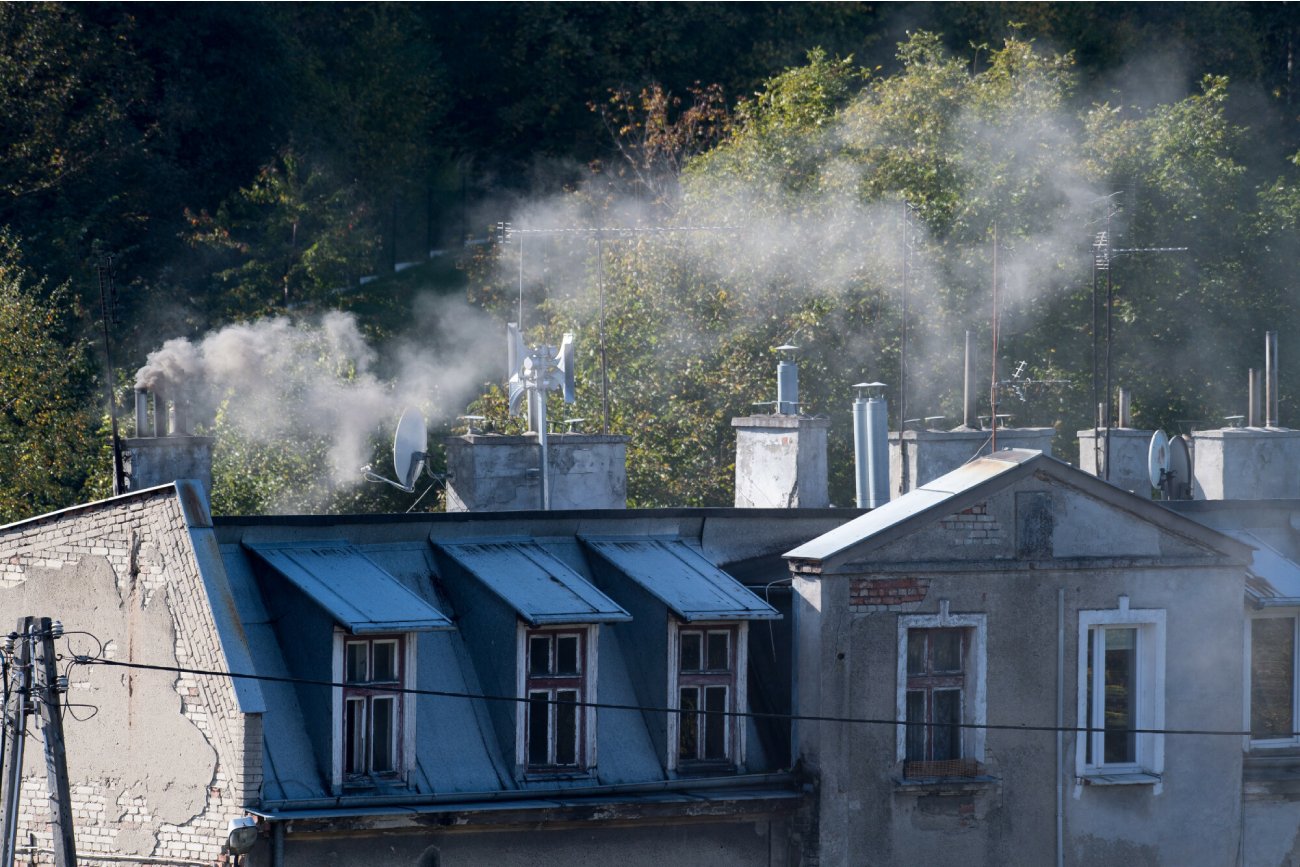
849;576;930;608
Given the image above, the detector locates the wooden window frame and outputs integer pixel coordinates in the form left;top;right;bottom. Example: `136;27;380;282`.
333;632;415;788
668;621;747;772
1248;613;1300;747
518;625;598;774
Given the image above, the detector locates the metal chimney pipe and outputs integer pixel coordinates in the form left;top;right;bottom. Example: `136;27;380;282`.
963;330;976;429
776;345;799;415
151;387;167;438
852;383;890;509
170;397;189;437
134;388;149;437
1117;388;1131;429
1266;331;1280;427
1249;368;1261;427
853;390;869;508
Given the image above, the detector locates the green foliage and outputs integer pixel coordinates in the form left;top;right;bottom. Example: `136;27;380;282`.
0;234;102;522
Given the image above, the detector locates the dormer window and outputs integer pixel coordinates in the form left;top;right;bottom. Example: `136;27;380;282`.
524;629;587;769
670;622;747;771
343;635;405;780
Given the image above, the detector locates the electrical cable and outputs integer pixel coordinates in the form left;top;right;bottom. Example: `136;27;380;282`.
66;652;1274;739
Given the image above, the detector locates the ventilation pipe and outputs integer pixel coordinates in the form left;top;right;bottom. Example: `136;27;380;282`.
135;388;150;437
1266;331;1280;428
776;345;799;415
1249;368;1262;428
963;331;977;429
853;382;890;509
1117;387;1131;429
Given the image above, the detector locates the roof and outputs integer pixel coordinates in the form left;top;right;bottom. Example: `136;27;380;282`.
581;537;780;621
245;541;454;633
784;450;1033;563
784;448;1253;569
1225;530;1300;604
433;538;630;626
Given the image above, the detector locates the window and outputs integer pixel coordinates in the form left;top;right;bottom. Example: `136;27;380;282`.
335;633;412;785
1249;615;1299;744
669;622;747;771
1077;601;1165;779
520;627;596;772
896;608;986;778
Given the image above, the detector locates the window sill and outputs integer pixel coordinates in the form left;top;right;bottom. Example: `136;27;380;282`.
1077;771;1161;786
893;775;999;795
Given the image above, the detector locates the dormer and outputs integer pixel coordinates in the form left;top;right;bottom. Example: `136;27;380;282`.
580;537;780;774
243;541;453;792
433;538;630;778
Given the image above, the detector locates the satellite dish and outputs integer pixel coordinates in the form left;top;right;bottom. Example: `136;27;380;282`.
1147;429;1169;489
507;324;528;417
557;332;576;404
394;408;427;489
362;408;428;493
1167;435;1192;499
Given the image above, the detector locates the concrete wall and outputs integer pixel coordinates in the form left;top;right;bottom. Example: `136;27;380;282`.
889;428;1054;494
732;415;830;508
444;434;629;511
0;486;259;863
123;435;215;498
256;817;799;867
793;479;1244;867
1077;428;1157;496
1191;428;1300;500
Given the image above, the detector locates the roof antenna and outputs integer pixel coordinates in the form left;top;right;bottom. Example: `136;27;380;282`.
506;324;576;510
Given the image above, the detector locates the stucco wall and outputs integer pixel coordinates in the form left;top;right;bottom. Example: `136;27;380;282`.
0;487;258;863
795;483;1245;867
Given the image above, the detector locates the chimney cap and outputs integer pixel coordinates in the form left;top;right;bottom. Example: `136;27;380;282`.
853;382;887;399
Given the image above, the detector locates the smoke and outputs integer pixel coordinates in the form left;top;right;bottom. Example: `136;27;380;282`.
135;297;501;505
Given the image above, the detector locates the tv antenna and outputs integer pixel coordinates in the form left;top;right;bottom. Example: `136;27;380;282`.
1089;193;1188;480
506;323;576;510
362;407;430;493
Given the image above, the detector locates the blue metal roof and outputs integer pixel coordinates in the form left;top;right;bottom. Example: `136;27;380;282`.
580;537;779;621
433;538;630;626
245;541;453;634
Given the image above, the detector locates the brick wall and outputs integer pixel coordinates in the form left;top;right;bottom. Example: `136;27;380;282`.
939;501;1004;546
849;576;931;613
0;488;258;865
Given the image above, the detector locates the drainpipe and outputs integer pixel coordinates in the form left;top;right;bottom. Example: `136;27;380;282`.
1056;587;1065;867
272;820;285;867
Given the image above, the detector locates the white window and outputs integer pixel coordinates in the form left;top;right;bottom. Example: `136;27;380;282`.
333;632;415;787
1077;600;1165;779
1248;614;1300;745
669;621;748;771
896;607;986;778
517;625;598;773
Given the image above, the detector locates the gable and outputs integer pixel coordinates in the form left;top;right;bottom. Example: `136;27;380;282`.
789;451;1250;575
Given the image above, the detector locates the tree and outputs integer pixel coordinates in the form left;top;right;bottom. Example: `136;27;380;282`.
0;234;104;522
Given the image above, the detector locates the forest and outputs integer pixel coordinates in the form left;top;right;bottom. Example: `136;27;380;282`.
3;2;1300;518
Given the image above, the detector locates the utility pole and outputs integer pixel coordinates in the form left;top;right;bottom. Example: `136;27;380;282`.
0;618;31;867
34;618;75;867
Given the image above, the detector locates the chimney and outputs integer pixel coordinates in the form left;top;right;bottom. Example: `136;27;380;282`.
853;383;889;509
443;430;630;511
731;346;829;508
122;377;214;498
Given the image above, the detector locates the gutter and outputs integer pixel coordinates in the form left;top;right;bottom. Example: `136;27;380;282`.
249;771;802;817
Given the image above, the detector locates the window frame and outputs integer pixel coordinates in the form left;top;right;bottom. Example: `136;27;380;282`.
1246;612;1300;748
1076;601;1165;779
895;609;987;773
331;630;416;789
516;623;599;775
669;622;746;771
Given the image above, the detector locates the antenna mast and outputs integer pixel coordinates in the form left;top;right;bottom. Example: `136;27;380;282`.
97;255;124;496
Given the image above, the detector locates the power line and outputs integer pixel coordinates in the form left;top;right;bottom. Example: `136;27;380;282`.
69;653;1267;740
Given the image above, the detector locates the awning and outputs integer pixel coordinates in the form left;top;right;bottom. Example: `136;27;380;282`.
433;539;630;627
580;537;779;622
245;541;453;633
